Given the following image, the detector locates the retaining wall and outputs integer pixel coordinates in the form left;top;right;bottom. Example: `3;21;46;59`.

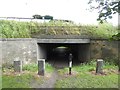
1;38;119;66
90;39;119;64
1;38;37;66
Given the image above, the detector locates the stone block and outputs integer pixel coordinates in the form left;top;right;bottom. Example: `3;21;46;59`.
38;59;45;76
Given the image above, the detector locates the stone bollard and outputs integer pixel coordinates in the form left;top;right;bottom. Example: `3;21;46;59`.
14;59;22;72
38;59;45;76
96;59;103;74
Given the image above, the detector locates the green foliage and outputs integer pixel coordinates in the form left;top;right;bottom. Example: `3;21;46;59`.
111;32;120;40
22;63;54;73
23;63;38;72
2;63;13;69
55;73;118;88
55;61;118;88
2;74;33;88
2;63;54;88
0;20;31;38
45;63;54;73
0;20;118;39
78;22;118;38
2;73;43;88
103;57;119;66
58;60;118;75
88;0;119;22
2;61;118;88
88;0;120;40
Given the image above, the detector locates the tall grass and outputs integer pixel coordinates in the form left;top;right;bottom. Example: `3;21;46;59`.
0;20;118;38
78;23;118;38
22;62;54;73
0;20;31;38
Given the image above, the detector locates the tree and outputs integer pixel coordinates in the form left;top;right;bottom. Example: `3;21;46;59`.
88;0;120;71
88;0;120;40
32;14;43;19
88;0;119;22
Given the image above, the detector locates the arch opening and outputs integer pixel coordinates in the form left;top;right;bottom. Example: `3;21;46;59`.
37;43;90;68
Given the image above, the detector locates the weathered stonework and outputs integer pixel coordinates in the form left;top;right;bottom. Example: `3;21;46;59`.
1;38;119;66
90;39;119;64
1;38;37;66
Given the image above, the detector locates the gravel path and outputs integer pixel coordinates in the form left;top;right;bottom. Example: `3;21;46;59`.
31;69;59;88
31;59;67;88
39;70;58;88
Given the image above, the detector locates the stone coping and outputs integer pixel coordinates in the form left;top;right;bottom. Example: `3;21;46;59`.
0;38;36;41
0;38;118;41
37;39;90;43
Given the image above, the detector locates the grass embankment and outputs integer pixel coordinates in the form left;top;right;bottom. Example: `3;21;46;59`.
55;61;119;88
0;20;118;38
2;63;54;88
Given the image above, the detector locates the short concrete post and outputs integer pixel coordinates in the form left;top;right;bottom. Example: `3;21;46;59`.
96;59;103;74
14;59;22;72
38;59;45;76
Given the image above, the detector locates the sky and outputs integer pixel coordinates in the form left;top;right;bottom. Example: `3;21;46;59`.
0;0;118;25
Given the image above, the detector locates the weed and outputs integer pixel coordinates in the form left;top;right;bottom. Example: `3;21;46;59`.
22;63;37;72
45;63;54;73
22;63;54;73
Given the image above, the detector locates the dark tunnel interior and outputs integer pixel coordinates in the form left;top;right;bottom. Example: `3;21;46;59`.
38;43;90;68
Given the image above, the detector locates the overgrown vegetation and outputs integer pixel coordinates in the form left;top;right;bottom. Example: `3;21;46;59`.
22;63;54;73
2;61;118;88
0;20;118;39
22;63;38;72
2;62;54;88
55;61;118;88
2;73;39;88
0;20;31;38
88;0;120;40
55;72;118;88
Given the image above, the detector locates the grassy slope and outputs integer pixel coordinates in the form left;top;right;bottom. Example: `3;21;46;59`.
0;20;118;38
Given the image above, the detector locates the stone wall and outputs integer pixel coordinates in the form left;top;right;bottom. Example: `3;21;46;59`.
90;39;119;64
78;44;90;62
1;38;119;66
1;38;37;66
